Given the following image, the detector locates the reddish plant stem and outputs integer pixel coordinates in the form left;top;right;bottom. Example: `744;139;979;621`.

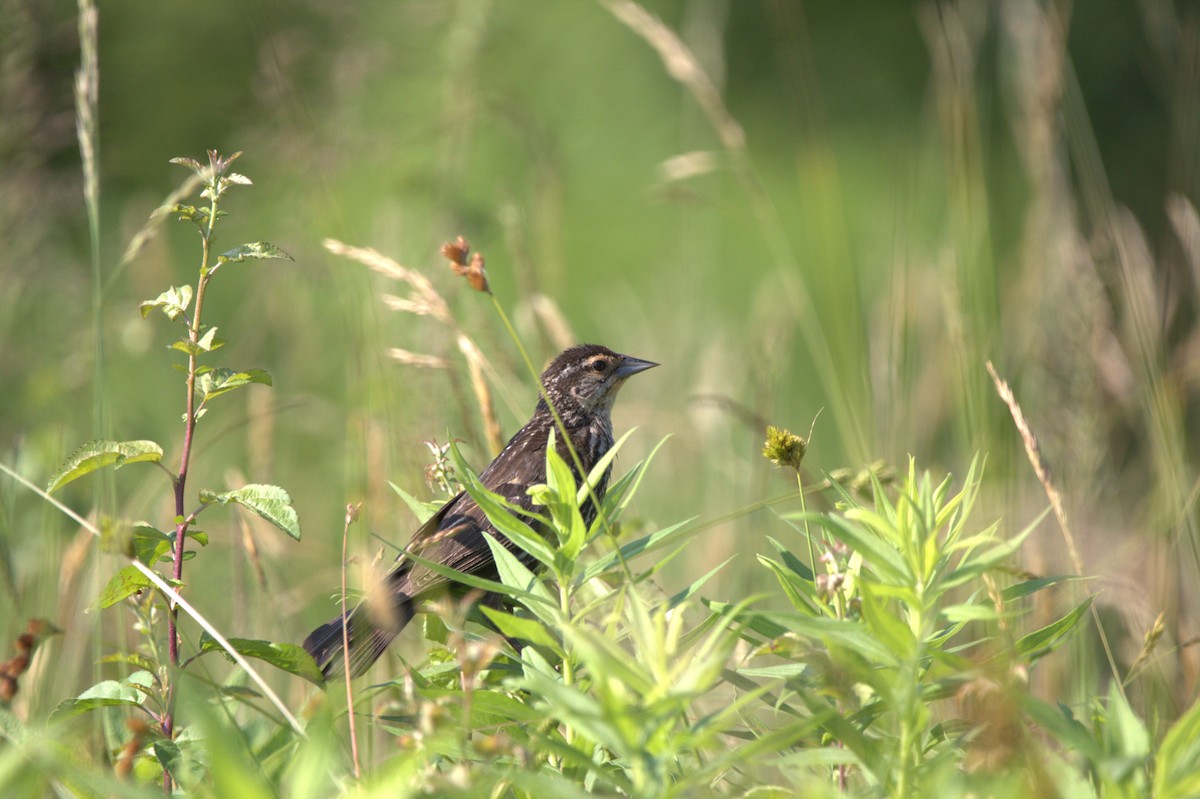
161;205;214;794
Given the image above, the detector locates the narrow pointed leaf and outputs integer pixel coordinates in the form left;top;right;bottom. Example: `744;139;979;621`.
1015;596;1093;661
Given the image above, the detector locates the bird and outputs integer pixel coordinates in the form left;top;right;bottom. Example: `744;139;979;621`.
303;344;657;679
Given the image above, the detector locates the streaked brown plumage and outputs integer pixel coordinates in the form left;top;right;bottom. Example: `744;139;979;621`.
303;344;657;679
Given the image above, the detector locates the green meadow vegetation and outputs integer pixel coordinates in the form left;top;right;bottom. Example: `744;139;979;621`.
2;1;1199;796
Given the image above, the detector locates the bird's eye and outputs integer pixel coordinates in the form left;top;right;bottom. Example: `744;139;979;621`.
590;359;608;373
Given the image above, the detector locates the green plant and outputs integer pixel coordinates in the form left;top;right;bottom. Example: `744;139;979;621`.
39;151;309;791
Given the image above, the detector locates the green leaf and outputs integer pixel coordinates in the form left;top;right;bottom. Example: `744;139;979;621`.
480;606;562;651
449;440;555;569
1015;596;1093;661
217;242;293;265
1001;574;1088;601
579;517;697;583
95;565;155;609
167;203;207;225
200;484;300;540
1155;696;1200;799
195;326;220;352
47;439;165;494
131;523;173;565
140;284;193;320
389;482;444;525
790;511;912;585
49;674;151;722
481;534;557;618
198;634;324;684
196;368;272;403
170;339;204;356
542;430;587;557
404;550;550;608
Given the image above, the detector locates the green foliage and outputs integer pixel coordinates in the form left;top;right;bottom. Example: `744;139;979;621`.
26;151;304;794
45;439;164;494
199;484;301;540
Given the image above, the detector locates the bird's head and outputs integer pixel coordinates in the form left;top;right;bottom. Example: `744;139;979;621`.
537;344;657;422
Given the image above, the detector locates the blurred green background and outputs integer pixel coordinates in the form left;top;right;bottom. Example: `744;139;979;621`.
2;0;1198;721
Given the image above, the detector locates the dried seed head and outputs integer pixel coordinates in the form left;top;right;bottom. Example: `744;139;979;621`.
441;237;490;294
441;236;470;266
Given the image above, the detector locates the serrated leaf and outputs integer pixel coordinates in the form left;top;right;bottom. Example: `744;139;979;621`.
197;634;323;684
95;565;155;609
201;484;300;540
169;156;205;175
139;284;193;320
196;367;272;403
49;675;149;723
226;172;252;185
217;242;293;264
47;439;165;494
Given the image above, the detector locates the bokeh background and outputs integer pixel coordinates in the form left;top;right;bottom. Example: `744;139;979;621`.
3;0;1198;726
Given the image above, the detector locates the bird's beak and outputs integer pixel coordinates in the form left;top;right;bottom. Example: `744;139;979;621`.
614;354;659;379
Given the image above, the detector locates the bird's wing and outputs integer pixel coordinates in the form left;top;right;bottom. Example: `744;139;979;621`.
397;480;542;598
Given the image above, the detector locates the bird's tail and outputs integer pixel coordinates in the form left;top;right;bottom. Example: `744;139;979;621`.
302;599;414;681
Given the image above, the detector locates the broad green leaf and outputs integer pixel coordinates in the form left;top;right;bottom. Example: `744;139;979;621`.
95;565;154;609
196;367;272;403
217;241;293;264
49;674;151;722
47;439;164;494
1015;596;1093;661
130;523;173;565
195;326;220;352
200;483;300;540
139;284;193;320
198;634;324;684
